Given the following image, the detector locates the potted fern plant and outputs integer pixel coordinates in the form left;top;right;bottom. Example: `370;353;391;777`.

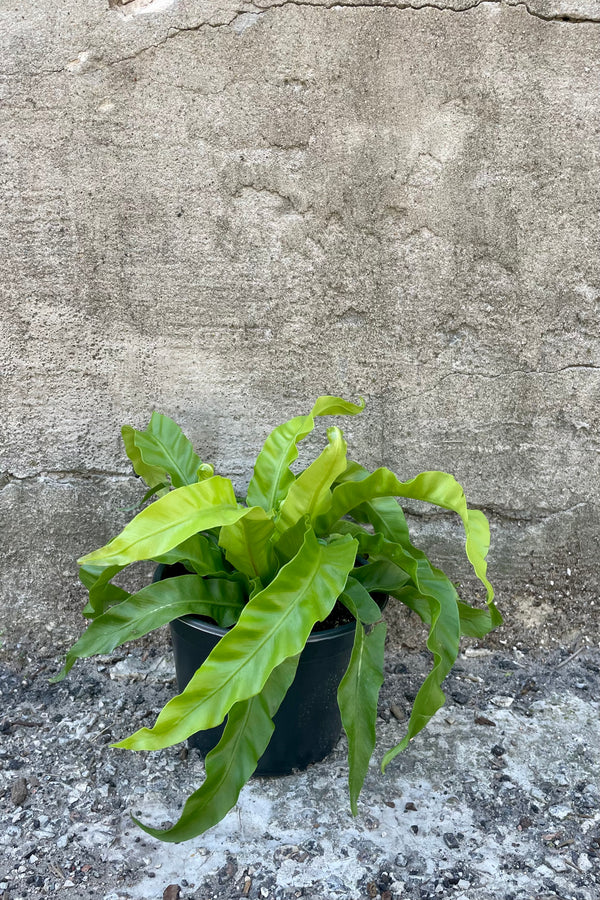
53;395;501;842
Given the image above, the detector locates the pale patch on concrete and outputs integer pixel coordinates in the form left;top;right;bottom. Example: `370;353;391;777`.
232;11;264;33
110;0;178;17
65;50;90;73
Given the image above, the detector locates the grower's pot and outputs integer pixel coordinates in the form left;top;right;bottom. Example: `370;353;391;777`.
157;563;384;775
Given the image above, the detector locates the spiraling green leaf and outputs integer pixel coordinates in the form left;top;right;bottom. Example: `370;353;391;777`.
114;530;358;751
272;514;311;565
334;521;461;764
122;412;202;489
454;601;495;637
340;476;501;635
318;467;496;618
391;585;496;639
78;477;251;567
353;559;411;595
247;396;364;512
52;575;245;682
122;424;169;493
133;655;299;842
276;426;348;535
338;620;386;814
219;507;277;580
80;564;129;619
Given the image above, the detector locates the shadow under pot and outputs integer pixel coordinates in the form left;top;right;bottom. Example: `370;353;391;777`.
158;564;385;776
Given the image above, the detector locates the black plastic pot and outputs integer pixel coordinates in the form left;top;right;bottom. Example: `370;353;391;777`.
156;563;384;775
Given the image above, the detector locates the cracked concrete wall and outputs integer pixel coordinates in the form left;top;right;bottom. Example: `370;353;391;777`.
1;0;599;649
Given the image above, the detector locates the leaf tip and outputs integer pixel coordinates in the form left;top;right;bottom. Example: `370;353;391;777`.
110;736;135;750
111;725;159;751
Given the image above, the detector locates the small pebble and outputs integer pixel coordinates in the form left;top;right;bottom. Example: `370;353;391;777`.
443;833;460;850
549;804;572;821
163;885;181;900
544;856;568;873
491;695;514;708
390;704;405;722
451;691;469;705
474;715;496;727
11;777;28;807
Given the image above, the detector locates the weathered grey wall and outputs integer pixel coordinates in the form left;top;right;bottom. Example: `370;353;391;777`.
1;0;599;649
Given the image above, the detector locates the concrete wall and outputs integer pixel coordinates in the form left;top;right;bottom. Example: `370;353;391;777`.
2;0;599;649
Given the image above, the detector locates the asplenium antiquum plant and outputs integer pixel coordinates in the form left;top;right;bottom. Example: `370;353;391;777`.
53;395;501;842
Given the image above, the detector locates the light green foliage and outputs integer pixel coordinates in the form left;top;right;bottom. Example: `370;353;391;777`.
276;426;348;534
115;531;357;751
246;396;364;512
133;656;300;842
338;620;387;813
51;575;245;682
122;411;202;490
78;477;252;566
154;533;231;577
219;507;277;581
56;396;500;841
80;564;128;618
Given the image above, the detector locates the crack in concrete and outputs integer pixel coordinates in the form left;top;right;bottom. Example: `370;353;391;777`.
397;364;600;403
3;0;597;81
255;0;600;24
89;11;248;73
0;65;74;80
446;364;600;379
470;500;590;523
404;499;591;523
0;9;253;80
0;471;134;490
88;0;600;75
2;473;589;527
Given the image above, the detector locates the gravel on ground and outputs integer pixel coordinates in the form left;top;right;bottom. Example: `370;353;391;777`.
1;634;599;900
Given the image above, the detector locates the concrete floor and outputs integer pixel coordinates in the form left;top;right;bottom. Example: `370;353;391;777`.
1;640;599;900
